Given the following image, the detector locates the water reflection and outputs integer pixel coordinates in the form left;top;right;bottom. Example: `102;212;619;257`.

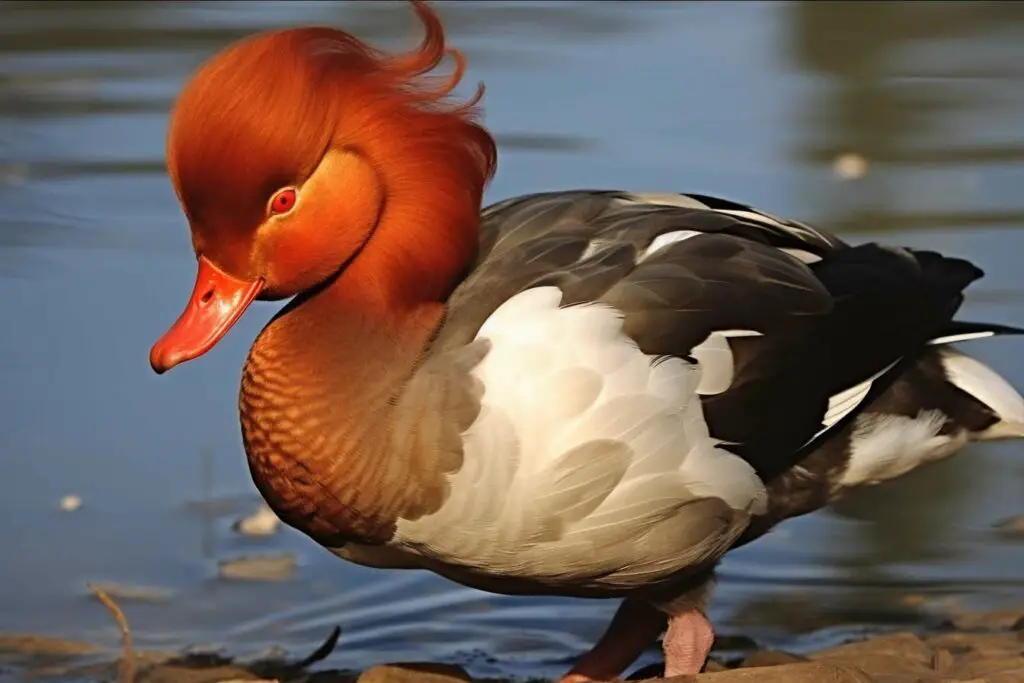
789;1;1024;234
1;1;1023;679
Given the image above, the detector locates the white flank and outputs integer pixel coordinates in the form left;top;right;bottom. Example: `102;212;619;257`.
939;347;1024;439
839;411;966;486
393;286;766;588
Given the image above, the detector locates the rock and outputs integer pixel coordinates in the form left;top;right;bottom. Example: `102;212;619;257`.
218;553;297;582
946;655;1024;679
682;661;873;682
711;634;759;651
627;662;665;679
806;634;942;679
59;494;82;512
232;503;282;537
810;632;935;677
137;663;264;683
357;663;471;683
941;608;1024;632
627;658;728;679
812;632;933;664
931;647;954;673
739;650;808;668
925;632;1022;657
0;633;96;655
85;581;174;602
981;674;1024;683
833;153;868;181
992;515;1024;536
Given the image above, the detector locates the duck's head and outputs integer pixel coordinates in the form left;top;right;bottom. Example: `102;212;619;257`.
150;0;497;374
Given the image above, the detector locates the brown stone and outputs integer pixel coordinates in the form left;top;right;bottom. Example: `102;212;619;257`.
931;647;954;673
138;663;266;683
0;633;97;656
739;650;808;668
811;632;933;668
926;632;1022;657
976;673;1024;683
943;608;1024;632
674;661;874;682
992;514;1024;535
704;659;729;673
947;655;1024;678
808;632;939;678
357;663;471;683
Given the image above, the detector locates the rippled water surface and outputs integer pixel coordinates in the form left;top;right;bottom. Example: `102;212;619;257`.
3;2;1024;679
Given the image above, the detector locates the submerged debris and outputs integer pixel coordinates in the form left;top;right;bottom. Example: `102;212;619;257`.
218;552;297;582
832;152;868;181
87;583;135;683
85;582;173;603
231;503;282;537
59;494;82;512
993;514;1024;537
0;633;96;656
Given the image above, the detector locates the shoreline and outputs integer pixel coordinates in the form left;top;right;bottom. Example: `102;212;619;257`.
1;606;1021;683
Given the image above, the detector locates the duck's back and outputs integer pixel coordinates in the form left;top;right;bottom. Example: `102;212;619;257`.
441;190;994;466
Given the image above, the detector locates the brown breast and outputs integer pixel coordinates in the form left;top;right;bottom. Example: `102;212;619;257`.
237;296;483;548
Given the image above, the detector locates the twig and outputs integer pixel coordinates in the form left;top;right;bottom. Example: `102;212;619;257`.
87;583;135;683
295;625;341;669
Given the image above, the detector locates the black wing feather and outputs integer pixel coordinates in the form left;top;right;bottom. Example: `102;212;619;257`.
437;190;987;480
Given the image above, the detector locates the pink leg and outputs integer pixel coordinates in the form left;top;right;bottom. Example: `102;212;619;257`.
662;608;714;678
557;599;667;683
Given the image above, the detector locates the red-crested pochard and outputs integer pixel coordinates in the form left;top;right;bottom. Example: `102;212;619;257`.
150;2;1024;679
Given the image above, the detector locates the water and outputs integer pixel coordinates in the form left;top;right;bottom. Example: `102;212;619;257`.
2;1;1024;679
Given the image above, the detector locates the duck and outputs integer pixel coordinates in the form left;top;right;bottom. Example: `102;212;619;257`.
148;1;1024;680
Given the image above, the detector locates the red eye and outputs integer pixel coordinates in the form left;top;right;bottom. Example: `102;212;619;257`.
268;188;297;215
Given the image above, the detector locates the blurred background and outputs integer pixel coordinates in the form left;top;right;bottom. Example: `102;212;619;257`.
2;1;1024;680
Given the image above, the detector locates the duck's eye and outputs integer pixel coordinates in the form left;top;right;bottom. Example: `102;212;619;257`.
268;188;298;216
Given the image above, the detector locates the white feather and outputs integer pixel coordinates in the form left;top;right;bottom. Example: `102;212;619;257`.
939;347;1024;438
619;192;710;210
807;361;899;445
690;332;733;396
392;286;766;589
839;411;965;486
639;230;702;261
779;248;823;264
713;208;823;242
688;330;763;396
928;331;996;345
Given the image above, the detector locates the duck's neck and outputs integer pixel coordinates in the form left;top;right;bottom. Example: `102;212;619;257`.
240;267;446;548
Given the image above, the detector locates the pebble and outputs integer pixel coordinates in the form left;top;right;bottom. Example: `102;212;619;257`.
59;494;82;512
85;581;173;602
358;663;471;683
232;503;282;537
992;514;1024;536
833;152;868;181
218;552;297;582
